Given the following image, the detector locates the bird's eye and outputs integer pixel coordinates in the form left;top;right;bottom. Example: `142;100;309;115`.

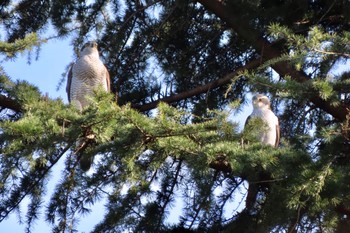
258;98;261;101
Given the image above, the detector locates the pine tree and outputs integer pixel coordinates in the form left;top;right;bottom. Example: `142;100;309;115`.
1;0;350;232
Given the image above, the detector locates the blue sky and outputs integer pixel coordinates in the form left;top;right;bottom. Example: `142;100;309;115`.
3;38;72;100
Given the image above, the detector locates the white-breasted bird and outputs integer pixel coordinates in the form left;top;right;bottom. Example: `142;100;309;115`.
66;41;111;111
244;94;280;147
66;41;111;171
243;94;280;212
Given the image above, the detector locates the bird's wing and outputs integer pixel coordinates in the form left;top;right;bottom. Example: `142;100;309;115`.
104;66;111;92
66;63;74;102
242;115;251;144
244;115;251;129
275;121;280;147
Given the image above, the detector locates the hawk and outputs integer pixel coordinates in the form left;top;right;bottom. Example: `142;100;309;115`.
243;94;280;211
244;94;280;147
66;41;111;111
66;41;111;171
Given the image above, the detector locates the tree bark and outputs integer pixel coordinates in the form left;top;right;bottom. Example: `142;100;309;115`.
0;94;22;112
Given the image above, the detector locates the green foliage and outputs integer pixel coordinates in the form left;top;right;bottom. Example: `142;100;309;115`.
1;0;350;232
0;33;43;58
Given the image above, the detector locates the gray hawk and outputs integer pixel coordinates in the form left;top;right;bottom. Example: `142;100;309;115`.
66;41;110;110
243;94;280;212
244;94;280;147
66;41;111;171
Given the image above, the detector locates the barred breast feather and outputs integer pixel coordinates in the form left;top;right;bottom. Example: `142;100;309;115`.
66;44;110;111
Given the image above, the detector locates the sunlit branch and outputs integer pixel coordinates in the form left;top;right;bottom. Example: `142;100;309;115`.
132;58;262;112
197;0;349;122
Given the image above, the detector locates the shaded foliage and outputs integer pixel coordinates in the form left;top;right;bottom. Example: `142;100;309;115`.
1;0;350;232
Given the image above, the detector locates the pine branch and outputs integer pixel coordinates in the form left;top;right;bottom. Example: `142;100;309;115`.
0;33;42;58
312;48;350;57
218;178;244;222
156;159;183;231
0;145;70;222
197;0;349;122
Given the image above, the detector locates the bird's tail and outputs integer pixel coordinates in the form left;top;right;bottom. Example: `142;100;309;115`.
79;151;94;171
75;130;96;171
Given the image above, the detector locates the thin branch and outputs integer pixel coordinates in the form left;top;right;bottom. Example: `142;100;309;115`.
251;177;287;184
288;198;308;233
196;0;349;122
132;58;261;112
219;179;244;221
313;48;350;58
156;159;183;231
0;144;71;222
316;0;337;24
0;94;22;113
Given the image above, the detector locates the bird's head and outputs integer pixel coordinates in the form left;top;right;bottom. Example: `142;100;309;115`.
252;94;271;110
80;41;98;55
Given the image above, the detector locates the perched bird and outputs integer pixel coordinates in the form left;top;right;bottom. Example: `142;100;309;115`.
243;94;280;212
66;41;111;111
244;94;280;147
66;41;111;171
